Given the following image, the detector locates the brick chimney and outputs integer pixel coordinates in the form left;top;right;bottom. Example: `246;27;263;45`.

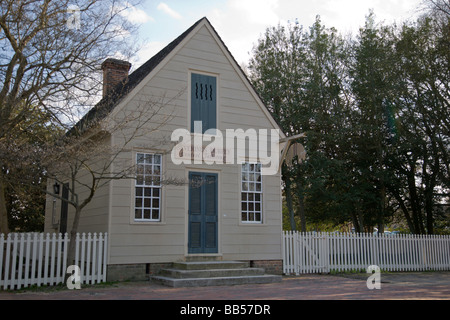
101;58;132;98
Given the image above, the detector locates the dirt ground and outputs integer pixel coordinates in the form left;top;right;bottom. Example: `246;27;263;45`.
1;271;449;301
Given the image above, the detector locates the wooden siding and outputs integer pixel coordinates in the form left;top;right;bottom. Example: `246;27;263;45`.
44;136;111;235
106;23;282;265
42;21;282;266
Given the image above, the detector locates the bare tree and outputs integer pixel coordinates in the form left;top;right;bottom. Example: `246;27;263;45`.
422;0;450;16
12;89;184;268
0;0;143;233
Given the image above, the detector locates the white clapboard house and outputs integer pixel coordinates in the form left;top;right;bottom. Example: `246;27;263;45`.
45;17;287;285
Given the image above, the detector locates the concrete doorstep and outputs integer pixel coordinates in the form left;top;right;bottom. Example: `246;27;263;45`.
151;260;282;287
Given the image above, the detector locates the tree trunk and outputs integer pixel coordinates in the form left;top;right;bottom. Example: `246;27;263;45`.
424;156;439;234
285;179;296;231
282;164;296;231
67;206;82;268
377;185;386;234
295;181;307;232
392;189;416;233
0;176;10;234
351;212;360;232
407;169;425;234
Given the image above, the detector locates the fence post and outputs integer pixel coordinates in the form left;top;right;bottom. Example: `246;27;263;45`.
97;233;103;283
0;234;4;289
50;233;57;285
281;231;285;274
325;232;330;273
37;233;44;287
92;233;97;284
294;231;298;275
87;233;92;284
17;233;25;289
102;233;108;282
24;233;31;287
81;233;86;284
56;233;63;284
63;233;68;283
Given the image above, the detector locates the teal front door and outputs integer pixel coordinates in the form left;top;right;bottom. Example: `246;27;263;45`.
188;172;218;254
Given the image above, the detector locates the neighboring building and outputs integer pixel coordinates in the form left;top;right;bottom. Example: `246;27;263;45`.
44;17;286;281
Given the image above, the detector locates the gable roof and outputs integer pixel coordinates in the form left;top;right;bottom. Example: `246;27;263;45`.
70;17;285;138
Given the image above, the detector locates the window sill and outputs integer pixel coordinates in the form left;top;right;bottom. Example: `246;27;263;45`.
131;220;166;225
239;221;264;226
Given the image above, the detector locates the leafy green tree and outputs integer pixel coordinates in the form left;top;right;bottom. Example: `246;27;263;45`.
250;8;448;234
249;20;308;230
2;103;63;231
249;16;351;231
348;12;402;233
388;13;449;234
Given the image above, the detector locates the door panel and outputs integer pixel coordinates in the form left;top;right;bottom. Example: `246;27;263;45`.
188;172;218;254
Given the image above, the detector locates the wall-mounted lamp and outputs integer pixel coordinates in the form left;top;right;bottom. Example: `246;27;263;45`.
53;182;60;195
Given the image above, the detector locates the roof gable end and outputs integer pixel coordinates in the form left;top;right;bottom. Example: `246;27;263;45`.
72;17;285;138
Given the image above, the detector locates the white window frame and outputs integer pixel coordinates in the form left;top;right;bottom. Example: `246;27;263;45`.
240;162;263;223
134;153;162;222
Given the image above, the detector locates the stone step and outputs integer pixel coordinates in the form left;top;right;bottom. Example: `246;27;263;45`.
151;260;282;287
159;267;265;279
172;260;249;270
152;274;282;288
184;255;223;262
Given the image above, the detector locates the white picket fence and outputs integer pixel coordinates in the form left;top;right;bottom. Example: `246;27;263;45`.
282;231;450;275
0;232;108;290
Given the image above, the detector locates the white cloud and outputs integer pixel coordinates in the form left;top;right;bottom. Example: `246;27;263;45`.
229;0;279;26
157;2;182;20
117;2;154;24
205;0;423;65
135;0;423;67
206;0;281;65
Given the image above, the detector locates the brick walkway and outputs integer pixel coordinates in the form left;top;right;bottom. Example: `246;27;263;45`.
1;272;449;300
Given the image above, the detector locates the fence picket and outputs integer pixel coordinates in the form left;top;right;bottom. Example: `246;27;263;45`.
92;233;97;284
0;232;107;290
56;233;62;284
37;233;44;287
102;233;108;282
97;233;103;283
63;233;68;283
283;231;450;275
81;233;86;283
17;234;25;289
0;234;4;289
10;234;18;289
31;233;37;286
24;234;31;287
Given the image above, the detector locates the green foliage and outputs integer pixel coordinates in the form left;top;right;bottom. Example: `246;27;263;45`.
2;103;64;232
249;8;449;234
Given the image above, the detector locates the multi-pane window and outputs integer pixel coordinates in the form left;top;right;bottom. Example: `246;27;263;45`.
241;162;262;223
135;153;162;221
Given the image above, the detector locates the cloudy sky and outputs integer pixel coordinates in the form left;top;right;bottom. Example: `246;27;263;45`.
123;0;424;69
